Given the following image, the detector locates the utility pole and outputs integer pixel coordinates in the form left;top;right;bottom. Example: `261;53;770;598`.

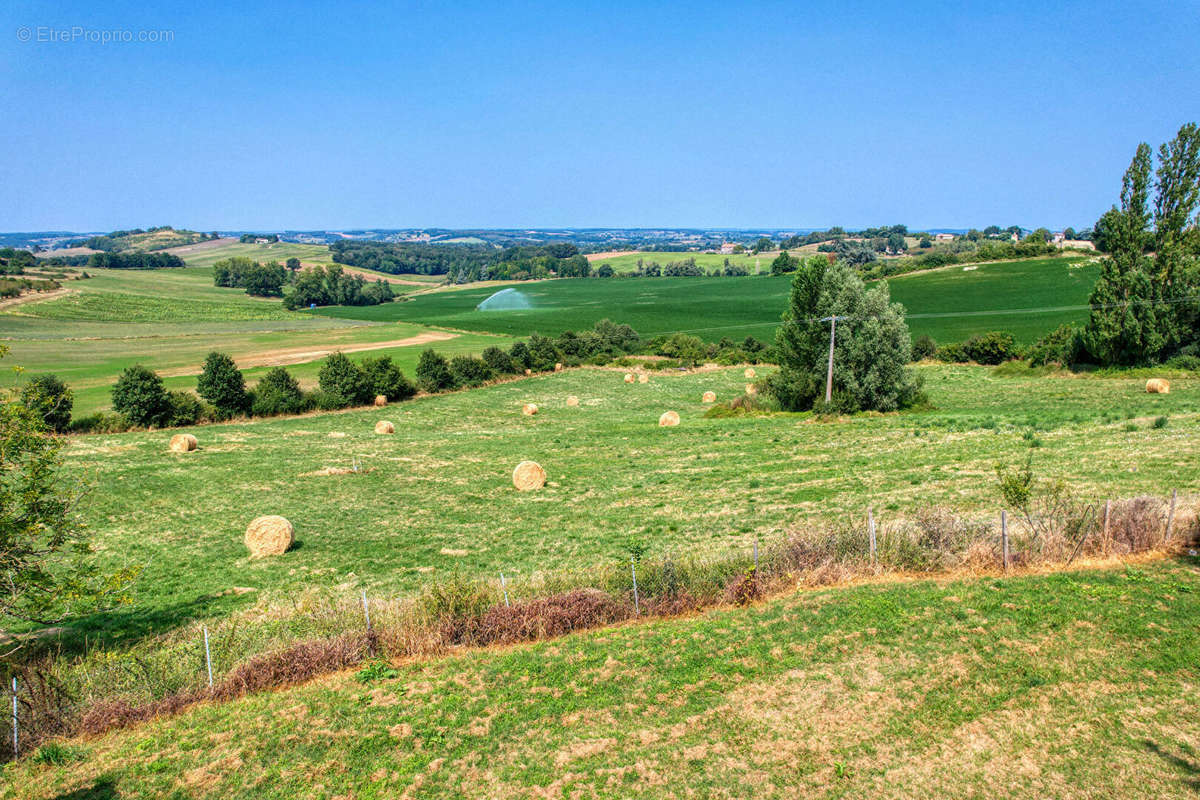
820;316;849;405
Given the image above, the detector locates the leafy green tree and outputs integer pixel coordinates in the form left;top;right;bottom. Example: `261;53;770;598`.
481;346;516;375
166;391;205;427
526;333;561;371
196;351;249;417
751;237;774;254
658;333;707;366
2;367;137;631
769;250;799;275
449;356;494;387
361;355;416;401
252;367;307;416
415;349;455;393
769;261;923;412
318;352;371;407
111;365;171;427
887;232;908;252
508;341;532;371
19;374;73;433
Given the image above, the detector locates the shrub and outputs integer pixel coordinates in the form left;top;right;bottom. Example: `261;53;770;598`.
481;345;516;375
68;412;129;434
415;349;456;393
911;335;937;362
196;351;249;418
318;352;371;408
361;356;416;402
252;367;307;416
657;333;708;366
508;341;532;371
961;331;1019;365
165;391;205;427
1027;324;1082;367
111;365;171;427
19;373;73;432
1152;415;1168;429
449;355;494;388
1165;354;1200;371
935;342;968;363
526;333;561;372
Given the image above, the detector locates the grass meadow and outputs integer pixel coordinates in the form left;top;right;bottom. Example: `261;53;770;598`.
6;556;1199;799
47;364;1197;647
314;257;1100;345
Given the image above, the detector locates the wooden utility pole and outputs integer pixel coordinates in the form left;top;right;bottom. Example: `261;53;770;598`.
820;315;848;405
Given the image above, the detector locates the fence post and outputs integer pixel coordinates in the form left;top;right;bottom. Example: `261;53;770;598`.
1164;489;1178;542
1102;500;1111;556
10;676;16;760
753;539;759;573
1001;510;1009;573
203;626;213;688
631;556;640;616
500;572;510;607
868;507;877;567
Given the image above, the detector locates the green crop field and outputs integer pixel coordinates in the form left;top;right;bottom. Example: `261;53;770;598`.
590;249;778;274
39;364;1197;646
0;268;510;414
7;557;1200;799
313;257;1100;345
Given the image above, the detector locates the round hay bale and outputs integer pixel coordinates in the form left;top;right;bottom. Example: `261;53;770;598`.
522;403;539;416
373;394;387;407
512;460;546;491
638;373;649;384
524;368;532;376
1146;378;1171;394
745;383;758;396
374;420;395;434
744;367;757;378
659;410;680;427
624;373;636;384
554;362;564;372
168;433;197;453
566;395;580;407
702;391;716;403
244;515;293;558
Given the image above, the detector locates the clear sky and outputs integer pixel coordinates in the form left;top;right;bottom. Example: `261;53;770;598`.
2;0;1198;232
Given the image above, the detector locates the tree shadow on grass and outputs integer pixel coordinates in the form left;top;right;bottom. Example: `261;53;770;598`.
1141;738;1200;791
50;776;119;800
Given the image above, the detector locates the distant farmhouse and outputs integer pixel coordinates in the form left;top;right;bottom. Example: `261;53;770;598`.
934;232;955;242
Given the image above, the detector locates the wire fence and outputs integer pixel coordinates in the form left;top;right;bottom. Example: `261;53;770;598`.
1;489;1192;761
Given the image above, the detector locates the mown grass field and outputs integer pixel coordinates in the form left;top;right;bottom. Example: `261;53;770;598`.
164;240;337;269
0;268;509;414
589;249;778;274
6;557;1199;799
315;257;1100;345
48;364;1197;646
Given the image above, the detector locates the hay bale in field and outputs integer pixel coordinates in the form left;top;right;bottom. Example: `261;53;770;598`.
624;373;636;384
554;362;563;372
244;515;294;557
1146;378;1170;394
638;374;649;384
659;410;680;427
525;368;532;376
744;368;756;378
512;460;546;491
168;433;197;453
522;403;539;416
745;383;758;396
566;395;580;407
702;391;716;403
374;420;395;434
373;394;387;407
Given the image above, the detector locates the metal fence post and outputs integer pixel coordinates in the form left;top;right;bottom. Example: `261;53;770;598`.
10;676;16;759
868;507;877;566
753;540;759;573
1102;500;1111;556
1164;489;1178;542
500;572;510;607
203;626;213;688
631;556;640;616
1001;510;1009;572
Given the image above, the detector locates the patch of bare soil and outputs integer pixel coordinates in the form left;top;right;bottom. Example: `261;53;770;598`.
585;250;639;262
159;330;460;376
163;237;239;255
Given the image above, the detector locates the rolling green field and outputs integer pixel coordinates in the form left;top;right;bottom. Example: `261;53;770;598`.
314;257;1100;345
48;364;1197;645
164;240;338;269
0;268;509;414
7;557;1200;799
589;249;780;274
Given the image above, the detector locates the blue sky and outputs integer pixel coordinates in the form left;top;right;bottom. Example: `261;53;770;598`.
2;0;1198;231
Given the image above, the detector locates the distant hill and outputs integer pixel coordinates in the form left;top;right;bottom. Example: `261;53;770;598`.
75;226;217;253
